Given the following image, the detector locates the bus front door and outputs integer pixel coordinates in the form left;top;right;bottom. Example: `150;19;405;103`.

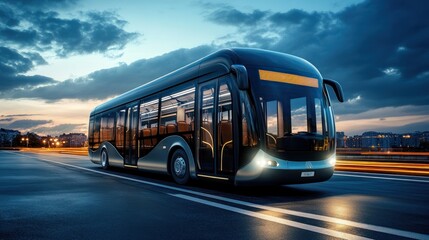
197;79;236;176
198;82;216;172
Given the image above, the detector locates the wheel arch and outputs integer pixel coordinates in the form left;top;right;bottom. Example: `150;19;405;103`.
168;139;197;179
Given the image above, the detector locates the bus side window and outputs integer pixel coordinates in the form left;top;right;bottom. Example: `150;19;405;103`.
177;88;195;134
161;95;177;134
93;116;101;149
115;109;126;154
101;112;115;144
161;87;195;137
140;98;159;148
88;117;94;150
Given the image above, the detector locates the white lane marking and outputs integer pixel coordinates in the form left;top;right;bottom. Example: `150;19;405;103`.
169;193;371;240
20;153;429;240
334;172;429;183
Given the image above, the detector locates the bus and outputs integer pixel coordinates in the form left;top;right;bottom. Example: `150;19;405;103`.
88;48;344;186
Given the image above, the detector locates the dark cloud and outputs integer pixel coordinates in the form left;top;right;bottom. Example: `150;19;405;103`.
0;4;139;57
0;118;14;122
23;52;48;65
1;0;77;10
22;10;139;57
0;0;139;95
0;119;52;129
0;47;33;74
0;114;41;117
205;0;429;115
206;8;268;26
0;3;20;27
5;45;215;100
32;123;86;136
375;121;429;135
0;47;55;91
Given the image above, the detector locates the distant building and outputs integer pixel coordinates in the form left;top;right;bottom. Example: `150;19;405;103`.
346;135;362;148
401;133;420;148
0;128;20;147
336;132;346;148
338;131;428;150
58;133;87;147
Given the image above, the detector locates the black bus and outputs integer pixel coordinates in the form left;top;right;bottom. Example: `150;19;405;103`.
88;48;344;185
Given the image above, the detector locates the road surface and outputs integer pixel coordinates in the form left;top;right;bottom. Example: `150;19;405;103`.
1;151;428;239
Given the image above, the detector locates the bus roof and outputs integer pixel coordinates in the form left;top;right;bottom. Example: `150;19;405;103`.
90;48;321;115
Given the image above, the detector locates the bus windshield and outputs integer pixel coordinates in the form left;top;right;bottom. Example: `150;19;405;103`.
254;70;335;160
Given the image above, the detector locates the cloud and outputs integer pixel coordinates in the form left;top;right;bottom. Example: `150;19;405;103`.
1;0;78;10
23;10;139;57
32;123;86;136
0;119;53;129
335;105;429;135
0;114;41;117
0;117;84;136
337;114;429;136
0;47;56;91
0;1;139;57
338;105;429;121
0;118;14;122
5;45;215;101
206;8;268;26
0;0;139;96
0;47;33;74
205;0;429;116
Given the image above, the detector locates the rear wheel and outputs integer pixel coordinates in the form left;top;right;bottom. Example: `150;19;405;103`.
101;149;109;169
170;149;190;185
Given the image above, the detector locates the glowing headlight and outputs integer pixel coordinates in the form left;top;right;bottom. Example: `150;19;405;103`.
256;158;279;167
329;155;336;166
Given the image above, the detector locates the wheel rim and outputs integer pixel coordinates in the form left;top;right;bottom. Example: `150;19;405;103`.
173;156;186;178
101;151;107;167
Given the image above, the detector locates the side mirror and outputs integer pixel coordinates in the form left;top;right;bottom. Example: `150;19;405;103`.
231;64;249;90
323;78;344;102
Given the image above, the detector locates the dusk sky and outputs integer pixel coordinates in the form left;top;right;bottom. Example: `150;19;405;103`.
0;0;428;136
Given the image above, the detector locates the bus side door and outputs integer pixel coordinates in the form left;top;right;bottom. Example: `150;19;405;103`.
124;102;139;166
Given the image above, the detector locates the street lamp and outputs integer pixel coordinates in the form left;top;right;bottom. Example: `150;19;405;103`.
21;137;29;147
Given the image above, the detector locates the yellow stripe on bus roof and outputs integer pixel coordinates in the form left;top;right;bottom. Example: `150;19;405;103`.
258;69;319;88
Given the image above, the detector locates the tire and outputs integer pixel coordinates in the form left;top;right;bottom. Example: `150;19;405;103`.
101;149;109;170
170;149;190;185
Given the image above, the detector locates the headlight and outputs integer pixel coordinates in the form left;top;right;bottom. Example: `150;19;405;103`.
256;156;279;167
329;155;336;166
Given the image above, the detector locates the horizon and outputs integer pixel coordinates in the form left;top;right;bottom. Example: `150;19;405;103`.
2;126;429;139
1;0;428;136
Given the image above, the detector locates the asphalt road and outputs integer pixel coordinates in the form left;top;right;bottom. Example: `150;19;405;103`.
1;151;428;240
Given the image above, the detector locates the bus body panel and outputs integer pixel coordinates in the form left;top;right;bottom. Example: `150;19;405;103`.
104;141;124;167
89;141;124;168
137;135;196;178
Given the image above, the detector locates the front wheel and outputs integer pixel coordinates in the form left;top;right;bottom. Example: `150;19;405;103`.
101;149;109;170
170;149;190;185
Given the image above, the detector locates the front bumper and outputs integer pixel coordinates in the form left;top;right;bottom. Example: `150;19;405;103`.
234;149;335;186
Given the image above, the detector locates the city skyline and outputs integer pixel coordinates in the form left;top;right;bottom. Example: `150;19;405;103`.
0;0;428;136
